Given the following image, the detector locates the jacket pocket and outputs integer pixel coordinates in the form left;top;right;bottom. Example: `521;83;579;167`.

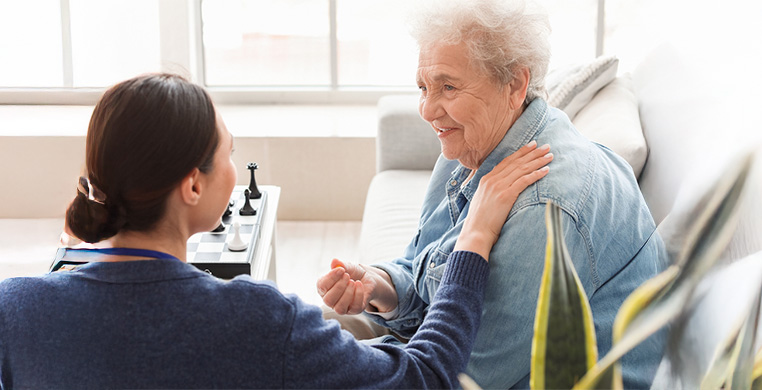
421;249;450;304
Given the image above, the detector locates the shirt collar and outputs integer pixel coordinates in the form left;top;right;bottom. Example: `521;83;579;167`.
68;257;207;284
459;98;549;201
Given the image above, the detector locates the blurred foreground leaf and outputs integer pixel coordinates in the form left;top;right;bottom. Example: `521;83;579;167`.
530;202;597;389
701;275;762;390
752;347;762;390
574;152;755;389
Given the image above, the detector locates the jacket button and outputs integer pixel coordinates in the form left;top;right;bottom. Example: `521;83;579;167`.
450;180;458;186
429;261;436;269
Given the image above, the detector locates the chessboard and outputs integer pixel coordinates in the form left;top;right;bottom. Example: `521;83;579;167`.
186;186;267;278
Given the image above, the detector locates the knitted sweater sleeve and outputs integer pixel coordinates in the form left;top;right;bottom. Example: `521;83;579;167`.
282;250;489;389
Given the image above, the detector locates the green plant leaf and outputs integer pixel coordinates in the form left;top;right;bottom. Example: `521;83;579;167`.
752;347;762;390
531;202;597;390
701;275;762;390
574;152;756;389
574;266;680;389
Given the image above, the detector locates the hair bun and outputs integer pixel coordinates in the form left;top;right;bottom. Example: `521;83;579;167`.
65;191;125;244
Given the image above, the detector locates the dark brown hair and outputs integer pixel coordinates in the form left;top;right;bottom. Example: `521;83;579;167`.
66;73;219;243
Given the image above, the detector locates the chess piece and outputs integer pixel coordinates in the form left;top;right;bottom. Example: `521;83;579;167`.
247;162;262;199
211;221;226;233
239;189;257;216
228;222;248;252
223;199;235;218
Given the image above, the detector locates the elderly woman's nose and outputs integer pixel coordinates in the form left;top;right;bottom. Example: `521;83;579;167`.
420;97;444;122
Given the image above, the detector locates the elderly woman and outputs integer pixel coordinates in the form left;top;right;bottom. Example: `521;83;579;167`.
318;0;666;388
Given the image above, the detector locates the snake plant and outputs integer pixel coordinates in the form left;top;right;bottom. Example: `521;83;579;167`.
530;202;597;390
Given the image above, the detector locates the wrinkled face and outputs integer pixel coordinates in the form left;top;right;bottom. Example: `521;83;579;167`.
417;42;517;169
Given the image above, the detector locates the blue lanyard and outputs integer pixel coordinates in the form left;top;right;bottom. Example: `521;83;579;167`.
60;247;180;262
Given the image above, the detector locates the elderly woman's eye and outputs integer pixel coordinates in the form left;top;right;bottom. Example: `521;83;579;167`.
418;85;427;92
444;85;455;91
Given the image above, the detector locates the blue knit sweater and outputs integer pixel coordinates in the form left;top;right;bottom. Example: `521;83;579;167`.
0;250;488;389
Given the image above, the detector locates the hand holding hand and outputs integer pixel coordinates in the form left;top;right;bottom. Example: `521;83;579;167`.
316;259;368;315
316;259;398;315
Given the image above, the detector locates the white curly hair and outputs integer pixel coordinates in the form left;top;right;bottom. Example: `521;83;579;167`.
408;0;551;102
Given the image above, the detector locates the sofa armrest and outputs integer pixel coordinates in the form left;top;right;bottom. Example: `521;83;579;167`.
376;95;441;173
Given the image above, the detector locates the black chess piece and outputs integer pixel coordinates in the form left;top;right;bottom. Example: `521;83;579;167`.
247;162;262;199
239;188;257;216
211;221;226;233
223;199;235;217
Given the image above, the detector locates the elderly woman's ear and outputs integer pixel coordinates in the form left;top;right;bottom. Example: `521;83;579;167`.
507;66;531;110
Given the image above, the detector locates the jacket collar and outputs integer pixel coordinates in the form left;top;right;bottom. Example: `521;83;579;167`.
457;98;549;202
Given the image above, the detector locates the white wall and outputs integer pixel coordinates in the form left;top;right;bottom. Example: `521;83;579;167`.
0;106;377;220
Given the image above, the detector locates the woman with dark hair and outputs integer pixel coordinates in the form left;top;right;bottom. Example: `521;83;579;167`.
0;73;551;388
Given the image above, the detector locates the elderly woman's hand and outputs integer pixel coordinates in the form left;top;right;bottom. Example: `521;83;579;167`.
317;258;398;315
454;141;552;260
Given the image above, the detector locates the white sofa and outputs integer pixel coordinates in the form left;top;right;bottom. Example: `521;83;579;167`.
357;43;762;388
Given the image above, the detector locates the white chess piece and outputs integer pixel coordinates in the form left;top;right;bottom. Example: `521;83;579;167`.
227;221;248;252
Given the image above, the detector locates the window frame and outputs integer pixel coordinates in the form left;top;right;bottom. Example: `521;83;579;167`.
0;0;604;105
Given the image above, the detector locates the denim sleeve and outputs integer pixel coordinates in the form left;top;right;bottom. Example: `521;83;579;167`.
464;203;595;389
365;235;430;338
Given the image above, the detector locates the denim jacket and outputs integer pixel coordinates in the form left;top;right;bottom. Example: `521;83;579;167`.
369;98;667;389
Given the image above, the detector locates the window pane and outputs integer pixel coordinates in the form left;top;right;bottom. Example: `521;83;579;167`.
336;0;417;87
69;0;160;87
604;0;669;71
539;0;598;70
0;0;63;87
202;0;330;87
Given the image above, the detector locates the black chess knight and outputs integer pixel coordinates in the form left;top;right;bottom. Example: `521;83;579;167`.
247;162;262;199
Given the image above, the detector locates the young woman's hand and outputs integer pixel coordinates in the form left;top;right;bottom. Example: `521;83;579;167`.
454;141;553;260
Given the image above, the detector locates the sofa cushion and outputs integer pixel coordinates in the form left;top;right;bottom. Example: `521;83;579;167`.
547;55;619;120
358;170;432;265
631;43;762;226
376;95;441;173
572;74;648;178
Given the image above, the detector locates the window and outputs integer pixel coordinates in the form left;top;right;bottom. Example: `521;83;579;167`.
542;0;599;70
1;0;608;104
201;0;419;89
0;0;160;89
0;0;63;87
202;0;331;86
69;0;160;87
335;0;418;87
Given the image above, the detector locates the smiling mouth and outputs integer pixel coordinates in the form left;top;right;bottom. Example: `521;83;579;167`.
435;126;457;134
